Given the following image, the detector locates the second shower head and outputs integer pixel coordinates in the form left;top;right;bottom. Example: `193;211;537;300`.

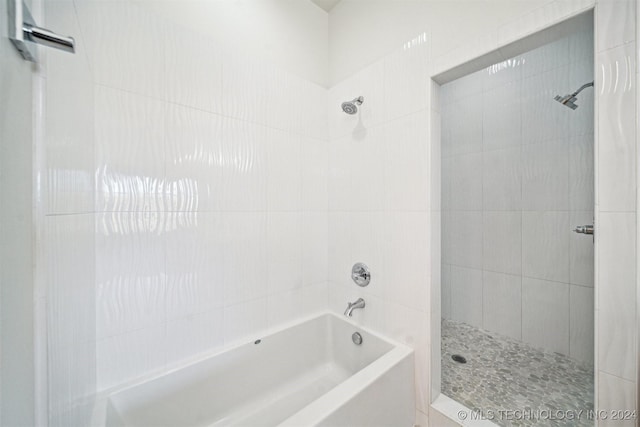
554;81;594;110
341;96;364;115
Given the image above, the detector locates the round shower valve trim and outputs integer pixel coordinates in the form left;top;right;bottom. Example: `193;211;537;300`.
351;263;371;287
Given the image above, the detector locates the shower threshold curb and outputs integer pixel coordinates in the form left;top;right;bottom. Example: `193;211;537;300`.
432;394;499;427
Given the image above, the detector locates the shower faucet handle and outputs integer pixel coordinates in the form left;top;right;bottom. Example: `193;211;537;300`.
351;263;371;287
573;225;594;235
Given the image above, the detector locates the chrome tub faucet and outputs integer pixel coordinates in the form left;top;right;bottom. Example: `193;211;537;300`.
344;298;365;317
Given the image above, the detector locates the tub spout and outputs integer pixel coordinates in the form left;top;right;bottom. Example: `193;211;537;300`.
344;298;365;317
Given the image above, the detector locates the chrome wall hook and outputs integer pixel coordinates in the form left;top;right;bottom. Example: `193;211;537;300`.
9;0;75;62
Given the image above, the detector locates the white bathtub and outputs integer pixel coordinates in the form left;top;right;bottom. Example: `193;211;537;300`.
103;313;414;427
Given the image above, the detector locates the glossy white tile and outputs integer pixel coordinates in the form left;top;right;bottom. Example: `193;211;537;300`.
164;309;224;366
521;139;569;211
97;325;165;391
429;110;442;212
164;25;222;113
596;42;637;212
164;212;224;320
222;212;267;305
221;54;276;126
94;86;166;213
569;134;595;211
596;0;636;52
497;0;595;48
223;298;268;347
447;93;483;156
76;1;167;99
569;284;594;363
301;137;328;211
327;213;352;287
350;126;386;212
597;372;636;426
569;210;594;287
385;212;429;311
45;211;96;425
450;266;483;328
482;147;521;211
350;212;386;299
45;77;95;214
483;211;522;275
267;283;327;328
522;211;570;283
521;36;570;79
301;213;328;287
568;27;595;66
266;128;301;211
482;271;522;340
329;73;379;139
441;156;452;212
48;338;95;425
521;66;571;145
441;264;452;320
46;214;96;345
220;119;267;212
165;104;224;212
384;112;429;211
384;41;429;122
440;71;483;105
288;79;328;140
267;212;302;294
96;212;167;339
483;81;522;151
483;56;524;92
450;211;483;270
327;135;352;211
598;212;636;380
369;298;429;411
415;409;429;427
568;59;595;138
522;277;570;355
450;152;482;211
44;0;92;82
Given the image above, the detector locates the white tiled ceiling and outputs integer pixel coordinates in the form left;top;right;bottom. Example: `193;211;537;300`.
310;0;341;13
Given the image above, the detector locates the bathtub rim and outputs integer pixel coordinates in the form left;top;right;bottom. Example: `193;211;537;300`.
90;310;413;426
277;344;414;426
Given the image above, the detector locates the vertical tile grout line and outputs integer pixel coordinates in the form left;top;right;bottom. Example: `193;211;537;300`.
480;70;485;332
520;59;524;343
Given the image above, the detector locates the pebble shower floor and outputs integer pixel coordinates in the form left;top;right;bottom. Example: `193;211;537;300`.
442;319;594;427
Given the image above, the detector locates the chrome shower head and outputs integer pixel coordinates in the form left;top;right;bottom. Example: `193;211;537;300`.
341;96;364;115
554;81;594;110
554;94;579;110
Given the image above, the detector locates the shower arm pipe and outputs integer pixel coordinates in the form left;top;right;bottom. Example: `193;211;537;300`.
571;81;594;97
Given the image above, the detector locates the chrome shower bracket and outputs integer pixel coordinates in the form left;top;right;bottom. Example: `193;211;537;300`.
9;0;76;62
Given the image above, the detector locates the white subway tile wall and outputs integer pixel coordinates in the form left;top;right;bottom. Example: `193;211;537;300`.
441;28;595;363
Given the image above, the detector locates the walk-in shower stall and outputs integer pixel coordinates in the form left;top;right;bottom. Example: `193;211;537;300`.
440;15;595;425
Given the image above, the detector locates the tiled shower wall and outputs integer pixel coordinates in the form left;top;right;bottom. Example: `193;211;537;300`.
42;0;329;417
82;2;329;391
34;1;639;426
1;0;38;424
326;35;432;417
440;28;595;362
42;1;96;426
